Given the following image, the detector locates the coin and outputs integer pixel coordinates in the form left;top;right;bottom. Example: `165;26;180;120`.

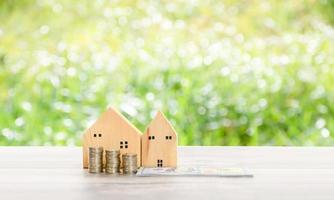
105;149;120;174
88;147;104;173
122;153;137;174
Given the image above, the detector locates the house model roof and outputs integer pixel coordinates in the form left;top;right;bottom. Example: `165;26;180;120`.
83;107;142;138
145;111;177;137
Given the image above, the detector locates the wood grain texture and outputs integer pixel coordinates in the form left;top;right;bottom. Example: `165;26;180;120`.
1;146;334;200
82;107;142;168
142;111;177;167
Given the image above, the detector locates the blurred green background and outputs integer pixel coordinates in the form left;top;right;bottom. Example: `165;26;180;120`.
1;0;334;146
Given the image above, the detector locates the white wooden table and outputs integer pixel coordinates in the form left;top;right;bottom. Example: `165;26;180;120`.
0;147;333;200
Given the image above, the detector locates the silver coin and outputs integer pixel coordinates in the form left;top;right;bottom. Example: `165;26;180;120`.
88;147;104;174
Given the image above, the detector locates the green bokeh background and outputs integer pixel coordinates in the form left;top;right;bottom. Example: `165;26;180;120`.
1;0;334;146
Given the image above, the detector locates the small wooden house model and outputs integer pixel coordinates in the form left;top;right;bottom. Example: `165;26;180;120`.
142;111;178;167
82;107;142;168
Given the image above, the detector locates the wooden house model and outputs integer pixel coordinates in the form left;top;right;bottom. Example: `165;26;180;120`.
82;108;177;168
82;107;142;168
142;111;177;167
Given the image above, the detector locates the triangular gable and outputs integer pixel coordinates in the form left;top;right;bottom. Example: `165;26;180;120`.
145;111;177;137
83;107;142;138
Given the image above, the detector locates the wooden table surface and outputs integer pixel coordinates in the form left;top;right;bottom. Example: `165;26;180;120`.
0;146;333;200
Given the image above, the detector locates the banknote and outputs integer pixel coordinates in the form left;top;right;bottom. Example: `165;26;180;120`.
136;166;253;177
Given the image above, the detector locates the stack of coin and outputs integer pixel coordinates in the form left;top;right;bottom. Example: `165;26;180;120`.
88;147;104;173
122;153;138;174
105;149;120;174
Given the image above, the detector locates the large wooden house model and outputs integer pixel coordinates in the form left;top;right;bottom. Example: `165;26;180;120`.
82;107;142;168
82;107;177;168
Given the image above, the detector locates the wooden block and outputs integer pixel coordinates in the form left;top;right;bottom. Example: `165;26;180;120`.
142;111;178;168
82;107;142;168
